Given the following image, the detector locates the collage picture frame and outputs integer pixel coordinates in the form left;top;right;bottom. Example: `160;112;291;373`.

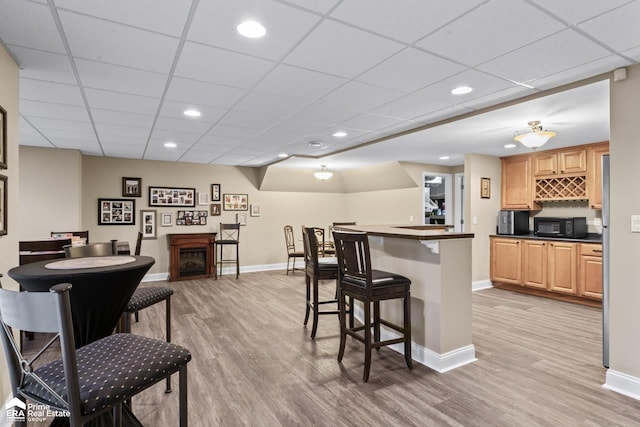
98;198;135;225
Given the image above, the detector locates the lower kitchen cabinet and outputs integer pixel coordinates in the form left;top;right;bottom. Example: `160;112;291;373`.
579;244;603;300
490;237;521;284
522;239;548;289
547;241;578;295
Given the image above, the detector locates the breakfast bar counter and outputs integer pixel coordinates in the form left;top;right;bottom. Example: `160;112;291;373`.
335;224;476;373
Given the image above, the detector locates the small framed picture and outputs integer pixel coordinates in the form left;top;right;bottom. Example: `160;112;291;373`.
480;177;491;199
198;191;209;205
211;184;221;201
0;106;7;169
122;177;142;197
140;210;157;239
250;204;260;217
0;174;7;235
223;193;248;211
210;203;221;216
161;212;173;227
237;212;247;226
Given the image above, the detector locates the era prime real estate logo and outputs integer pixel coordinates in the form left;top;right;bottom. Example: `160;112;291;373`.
5;397;26;423
5;396;70;423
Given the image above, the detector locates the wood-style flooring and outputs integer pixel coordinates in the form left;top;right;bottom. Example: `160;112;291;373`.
25;270;640;426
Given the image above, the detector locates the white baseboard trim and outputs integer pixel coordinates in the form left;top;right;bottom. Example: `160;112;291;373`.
603;369;640;401
142;263;287;282
472;279;493;292
142;272;169;282
352;305;476;373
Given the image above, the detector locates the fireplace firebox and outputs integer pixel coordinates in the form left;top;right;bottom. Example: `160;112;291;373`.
168;233;216;281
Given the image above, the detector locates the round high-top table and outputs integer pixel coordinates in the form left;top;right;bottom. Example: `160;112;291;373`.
8;255;154;348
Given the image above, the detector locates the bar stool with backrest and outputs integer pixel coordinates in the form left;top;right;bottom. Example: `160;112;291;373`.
0;283;190;427
215;223;241;279
332;230;413;382
284;225;304;275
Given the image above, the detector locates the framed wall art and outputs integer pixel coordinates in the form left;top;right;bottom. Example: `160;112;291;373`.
0;175;7;235
480;177;491;199
211;184;221;201
236;212;247;226
122;177;142;197
149;186;195;207
223;193;248;211
176;210;208;226
161;212;173;227
198;191;209;205
0;106;6;169
140;210;157;239
210;203;221;216
250;204;260;217
98;198;135;225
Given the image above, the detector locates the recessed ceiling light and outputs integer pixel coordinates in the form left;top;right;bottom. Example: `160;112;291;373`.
164;142;177;148
308;141;323;147
504;143;517;149
183;109;201;117
332;131;348;138
439;156;450;160
237;20;266;38
277;153;288;158
451;86;473;95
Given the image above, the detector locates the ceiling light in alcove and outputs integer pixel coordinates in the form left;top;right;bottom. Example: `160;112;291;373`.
439;156;450;160
237;20;266;38
451;86;473;95
164;142;177;148
504;143;517;149
332;131;348;138
183;109;201;117
278;153;288;158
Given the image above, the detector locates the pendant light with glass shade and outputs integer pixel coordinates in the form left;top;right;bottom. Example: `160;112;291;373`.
514;120;556;149
314;165;333;181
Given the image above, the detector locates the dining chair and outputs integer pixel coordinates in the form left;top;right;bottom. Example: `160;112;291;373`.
215;223;241;279
0;283;190;427
63;242;113;258
333;230;412;382
284;225;304;275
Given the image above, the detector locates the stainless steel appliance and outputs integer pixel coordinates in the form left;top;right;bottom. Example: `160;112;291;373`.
602;154;610;368
497;210;530;235
533;217;587;239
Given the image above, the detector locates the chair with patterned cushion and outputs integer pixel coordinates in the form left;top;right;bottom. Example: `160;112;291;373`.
333;230;412;382
0;283;190;427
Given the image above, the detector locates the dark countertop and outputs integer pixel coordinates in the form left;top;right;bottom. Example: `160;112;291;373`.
335;224;474;241
490;232;602;243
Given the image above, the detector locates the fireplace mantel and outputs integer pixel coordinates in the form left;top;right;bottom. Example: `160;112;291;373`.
167;233;216;282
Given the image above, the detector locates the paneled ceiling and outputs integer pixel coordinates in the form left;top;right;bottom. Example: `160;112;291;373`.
1;0;638;169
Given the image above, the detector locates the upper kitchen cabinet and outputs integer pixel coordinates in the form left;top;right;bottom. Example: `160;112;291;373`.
533;147;587;176
587;142;610;209
501;154;540;211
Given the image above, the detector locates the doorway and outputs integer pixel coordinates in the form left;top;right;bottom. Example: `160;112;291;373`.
423;173;452;226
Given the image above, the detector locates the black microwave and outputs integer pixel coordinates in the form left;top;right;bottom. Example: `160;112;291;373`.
533;217;587;239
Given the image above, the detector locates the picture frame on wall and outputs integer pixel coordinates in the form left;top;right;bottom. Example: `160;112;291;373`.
0;106;6;170
211;184;221;201
197;191;209;205
0;175;7;235
161;212;173;227
148;186;195;207
98;198;135;225
223;193;248;211
140;210;157;239
480;177;491;199
210;203;221;216
236;212;247;226
250;204;260;217
122;177;142;197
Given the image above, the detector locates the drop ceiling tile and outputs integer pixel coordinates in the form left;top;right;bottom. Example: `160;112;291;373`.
0;0;65;54
150;129;201;144
319;81;404;112
532;0;632;25
371;94;450;120
20;79;84;106
59;11;179;73
578;1;640;52
331;0;485;43
217;110;283;131
174;42;275;89
95;123;150;138
103;143;146;158
357;48;466;93
254;64;347;100
417;0;566;67
188;0;320;60
54;0;192;37
99;134;148;146
278;0;341;14
19;127;53;147
267;119;326;136
143;146;185;162
249;129;300;146
10;46;76;84
288;103;359;125
209;155;251;165
21;100;90;122
337;113;407;132
27;117;94;133
165;77;246;109
624;46;640;61
54;139;103;155
178;150;218;164
411;105;477;125
84;88;161;115
75;59;168;97
413;69;515;104
308;127;369;143
284;19;404;78
43;129;99;144
91;109;155;128
205;124;262;140
477;29;612;83
234;91;310;116
458;86;533;110
154;117;213;135
197;134;244;148
159;100;226;123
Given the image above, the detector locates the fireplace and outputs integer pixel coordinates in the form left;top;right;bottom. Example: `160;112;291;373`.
167;233;216;281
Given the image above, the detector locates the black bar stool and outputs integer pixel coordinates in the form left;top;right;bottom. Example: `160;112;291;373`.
215;223;241;279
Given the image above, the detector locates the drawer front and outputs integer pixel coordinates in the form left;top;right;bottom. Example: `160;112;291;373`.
580;243;603;257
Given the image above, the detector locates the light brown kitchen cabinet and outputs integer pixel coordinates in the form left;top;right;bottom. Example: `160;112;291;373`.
534;148;587;176
547;241;578;295
522;240;547;289
587;142;609;209
579;243;603;300
501;154;539;210
490;237;522;284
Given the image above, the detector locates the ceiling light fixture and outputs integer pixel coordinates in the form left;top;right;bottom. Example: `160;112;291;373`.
237;20;266;38
183;109;201;117
514;120;556;149
332;131;347;138
451;86;472;95
277;153;288;158
164;142;177;148
439;155;450;160
504;143;517;149
308;141;323;148
314;165;333;181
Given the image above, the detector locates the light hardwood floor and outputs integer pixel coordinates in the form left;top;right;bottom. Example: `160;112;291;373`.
26;270;640;426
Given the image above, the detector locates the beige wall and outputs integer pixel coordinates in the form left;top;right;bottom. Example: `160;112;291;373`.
0;43;20;405
464;153;502;282
609;63;640;379
19;146;82;239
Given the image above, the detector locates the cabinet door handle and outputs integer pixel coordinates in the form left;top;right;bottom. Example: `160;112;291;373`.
593;249;602;253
